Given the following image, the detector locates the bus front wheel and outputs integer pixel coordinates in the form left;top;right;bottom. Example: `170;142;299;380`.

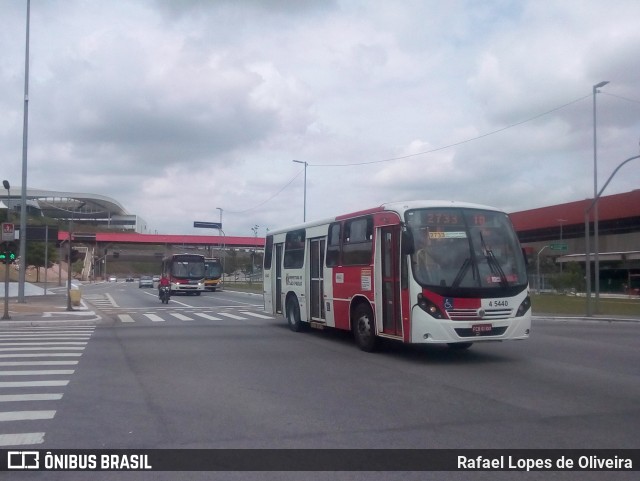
352;303;377;352
286;296;304;332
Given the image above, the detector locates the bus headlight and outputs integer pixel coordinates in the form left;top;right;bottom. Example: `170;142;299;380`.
417;293;445;319
516;295;531;317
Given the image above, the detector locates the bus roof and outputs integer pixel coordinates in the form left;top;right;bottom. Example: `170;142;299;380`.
267;200;503;236
380;199;501;214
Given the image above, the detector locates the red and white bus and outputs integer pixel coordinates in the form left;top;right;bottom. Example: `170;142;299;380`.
161;253;205;295
263;201;531;351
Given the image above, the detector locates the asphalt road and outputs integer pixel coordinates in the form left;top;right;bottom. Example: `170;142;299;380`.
2;283;638;480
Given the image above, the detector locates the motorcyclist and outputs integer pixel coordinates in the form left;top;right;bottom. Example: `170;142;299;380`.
158;274;170;300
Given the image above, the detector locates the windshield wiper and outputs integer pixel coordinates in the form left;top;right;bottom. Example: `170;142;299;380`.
452;258;471;288
479;232;509;287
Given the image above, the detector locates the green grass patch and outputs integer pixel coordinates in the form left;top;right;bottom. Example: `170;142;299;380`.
222;282;263;294
531;293;640;317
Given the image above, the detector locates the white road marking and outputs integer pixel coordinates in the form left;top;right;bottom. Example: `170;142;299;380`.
0;393;63;402
0;347;85;351
0;361;78;366
240;311;273;319
193;313;223;321
217;312;247;320
105;293;119;307
0;342;87;347
0;353;82;358
0;370;75;376
0;411;56;422
0;380;69;388
0;334;92;338
0;432;45;446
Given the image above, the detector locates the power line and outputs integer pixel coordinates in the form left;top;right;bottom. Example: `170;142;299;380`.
310;93;592;167
602;92;640;105
223;168;304;214
222;92;599;213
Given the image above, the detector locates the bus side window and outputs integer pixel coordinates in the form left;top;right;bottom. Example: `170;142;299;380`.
264;235;274;269
326;222;341;267
342;216;373;266
284;229;305;269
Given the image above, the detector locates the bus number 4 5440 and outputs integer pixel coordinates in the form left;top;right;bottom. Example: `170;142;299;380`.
488;300;509;307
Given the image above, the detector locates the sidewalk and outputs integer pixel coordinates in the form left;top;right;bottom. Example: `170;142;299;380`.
1;288;102;327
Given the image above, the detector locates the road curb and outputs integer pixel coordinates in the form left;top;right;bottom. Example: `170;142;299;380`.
533;315;640;323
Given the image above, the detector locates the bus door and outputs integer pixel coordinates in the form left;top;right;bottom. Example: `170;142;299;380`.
309;238;326;321
275;243;283;314
379;226;402;336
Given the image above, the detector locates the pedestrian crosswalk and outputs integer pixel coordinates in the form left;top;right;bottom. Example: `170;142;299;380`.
83;293;119;309
0;326;95;447
113;309;275;324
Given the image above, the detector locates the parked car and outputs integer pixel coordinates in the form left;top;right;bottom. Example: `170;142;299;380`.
152;275;160;283
139;275;154;288
109;276;117;282
125;276;134;282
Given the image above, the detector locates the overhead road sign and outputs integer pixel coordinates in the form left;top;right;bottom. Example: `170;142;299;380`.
194;221;222;229
550;243;568;251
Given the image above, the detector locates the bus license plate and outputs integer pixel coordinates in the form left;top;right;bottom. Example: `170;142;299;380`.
472;324;492;334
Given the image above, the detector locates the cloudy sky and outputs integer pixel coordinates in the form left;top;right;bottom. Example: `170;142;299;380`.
1;0;639;237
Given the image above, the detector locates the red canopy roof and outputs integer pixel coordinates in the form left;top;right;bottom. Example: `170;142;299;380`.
509;190;640;232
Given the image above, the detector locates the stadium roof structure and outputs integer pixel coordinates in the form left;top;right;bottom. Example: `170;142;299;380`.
3;188;128;220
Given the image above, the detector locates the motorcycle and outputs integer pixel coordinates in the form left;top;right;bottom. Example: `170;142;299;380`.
159;286;171;304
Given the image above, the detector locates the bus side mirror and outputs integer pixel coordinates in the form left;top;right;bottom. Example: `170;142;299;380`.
402;231;415;256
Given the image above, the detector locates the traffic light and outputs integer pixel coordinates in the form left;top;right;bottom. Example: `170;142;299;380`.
1;242;17;264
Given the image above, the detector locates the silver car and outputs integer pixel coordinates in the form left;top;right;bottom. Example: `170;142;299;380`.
138;275;154;288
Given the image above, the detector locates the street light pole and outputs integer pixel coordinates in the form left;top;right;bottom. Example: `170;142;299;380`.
2;180;10;320
215;207;224;283
17;0;31;303
537;245;549;293
592;80;608;313
292;160;307;222
584;152;640;316
66;201;85;311
557;218;567;273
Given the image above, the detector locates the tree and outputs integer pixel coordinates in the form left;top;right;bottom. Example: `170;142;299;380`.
25;241;59;282
549;262;585;293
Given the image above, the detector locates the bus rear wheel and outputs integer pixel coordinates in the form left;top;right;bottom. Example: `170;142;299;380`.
352;303;377;352
286;296;305;332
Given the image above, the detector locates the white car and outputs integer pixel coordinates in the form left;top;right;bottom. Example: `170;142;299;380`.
109;276;117;282
138;275;154;288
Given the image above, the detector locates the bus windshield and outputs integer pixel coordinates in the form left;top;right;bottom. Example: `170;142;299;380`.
205;259;222;279
171;258;205;280
406;208;527;294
